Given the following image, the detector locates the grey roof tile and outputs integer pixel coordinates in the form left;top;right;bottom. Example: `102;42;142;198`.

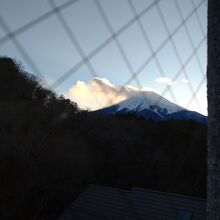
58;185;206;220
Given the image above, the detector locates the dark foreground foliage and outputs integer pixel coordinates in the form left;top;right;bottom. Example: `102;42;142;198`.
0;57;207;220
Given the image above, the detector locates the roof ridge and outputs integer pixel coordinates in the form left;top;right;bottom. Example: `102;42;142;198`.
132;187;206;202
89;184;131;193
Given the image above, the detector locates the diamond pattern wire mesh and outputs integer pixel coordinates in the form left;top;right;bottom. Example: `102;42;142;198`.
0;0;207;114
0;1;208;218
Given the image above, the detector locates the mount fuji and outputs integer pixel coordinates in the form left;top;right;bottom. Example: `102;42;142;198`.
96;91;207;124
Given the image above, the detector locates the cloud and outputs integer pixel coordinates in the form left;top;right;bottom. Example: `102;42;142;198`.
155;77;175;86
67;77;155;110
181;78;189;84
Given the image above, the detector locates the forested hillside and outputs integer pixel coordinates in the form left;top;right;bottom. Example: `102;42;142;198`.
0;57;207;220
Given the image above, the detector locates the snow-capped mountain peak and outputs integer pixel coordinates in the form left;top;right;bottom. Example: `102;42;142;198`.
96;91;207;123
117;91;184;114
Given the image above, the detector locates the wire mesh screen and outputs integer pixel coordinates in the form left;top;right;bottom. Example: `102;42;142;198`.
0;0;207;114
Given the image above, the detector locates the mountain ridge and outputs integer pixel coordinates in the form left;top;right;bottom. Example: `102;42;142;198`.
96;91;207;123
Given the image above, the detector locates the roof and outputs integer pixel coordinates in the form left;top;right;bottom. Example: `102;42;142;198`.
58;185;206;220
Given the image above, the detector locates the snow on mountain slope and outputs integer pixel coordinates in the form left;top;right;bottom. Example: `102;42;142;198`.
96;91;207;123
117;91;184;114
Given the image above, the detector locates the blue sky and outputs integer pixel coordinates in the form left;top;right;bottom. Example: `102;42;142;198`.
0;0;207;114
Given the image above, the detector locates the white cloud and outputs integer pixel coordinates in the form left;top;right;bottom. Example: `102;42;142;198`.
181;78;189;84
66;77;155;110
155;77;175;86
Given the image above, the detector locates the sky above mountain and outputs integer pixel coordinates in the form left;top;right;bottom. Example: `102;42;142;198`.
0;0;207;115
